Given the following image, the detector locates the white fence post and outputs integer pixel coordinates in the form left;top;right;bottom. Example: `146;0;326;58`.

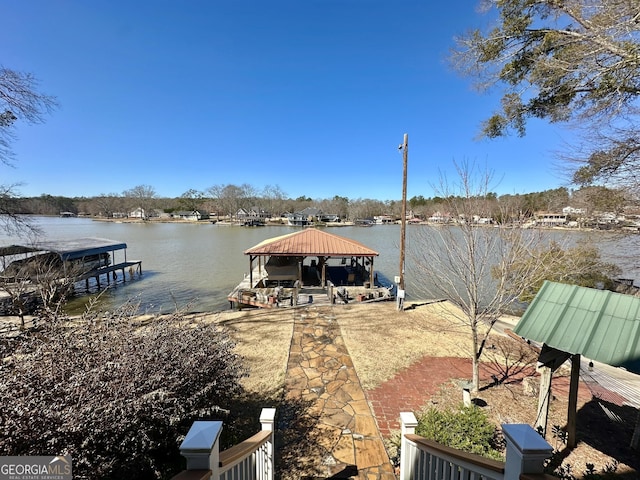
260;408;276;480
179;420;223;478
399;412;418;480
502;424;553;479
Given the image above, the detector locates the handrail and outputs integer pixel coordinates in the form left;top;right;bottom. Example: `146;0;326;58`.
170;470;212;480
172;408;275;480
219;430;271;469
519;475;558;480
405;434;505;474
400;413;554;480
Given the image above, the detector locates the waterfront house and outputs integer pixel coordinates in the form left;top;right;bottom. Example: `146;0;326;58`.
129;207;146;219
237;207;271;221
285;211;311;226
535;212;567;227
172;210;210;221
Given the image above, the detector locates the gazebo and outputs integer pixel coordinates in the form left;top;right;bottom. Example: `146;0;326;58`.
514;281;640;449
243;228;379;288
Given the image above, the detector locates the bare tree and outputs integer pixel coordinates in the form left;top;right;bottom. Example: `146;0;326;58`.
0;249;85;320
0;67;56;236
411;161;548;391
207;183;257;221
123;184;157;219
91;193;126;218
262;184;287;217
0;183;33;236
0;67;57;166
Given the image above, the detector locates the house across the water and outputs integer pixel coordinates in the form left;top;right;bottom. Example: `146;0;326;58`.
228;228;394;308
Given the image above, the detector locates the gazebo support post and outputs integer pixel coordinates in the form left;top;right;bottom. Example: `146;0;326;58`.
567;354;581;448
368;256;374;286
535;366;552;437
535;345;571;439
631;410;640;450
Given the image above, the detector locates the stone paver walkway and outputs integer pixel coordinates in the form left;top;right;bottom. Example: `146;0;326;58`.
284;306;395;480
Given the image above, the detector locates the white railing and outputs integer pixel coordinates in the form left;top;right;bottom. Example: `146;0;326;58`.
171;408;275;480
399;412;554;480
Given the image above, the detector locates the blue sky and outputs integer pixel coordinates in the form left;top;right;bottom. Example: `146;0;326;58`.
2;1;573;201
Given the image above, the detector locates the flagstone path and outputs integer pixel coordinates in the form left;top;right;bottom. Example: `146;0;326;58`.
284;306;396;480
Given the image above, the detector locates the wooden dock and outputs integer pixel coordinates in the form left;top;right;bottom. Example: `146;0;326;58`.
77;260;142;290
227;266;392;310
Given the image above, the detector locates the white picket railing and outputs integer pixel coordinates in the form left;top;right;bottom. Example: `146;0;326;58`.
171;408;553;480
399;412;554;480
171;408;275;480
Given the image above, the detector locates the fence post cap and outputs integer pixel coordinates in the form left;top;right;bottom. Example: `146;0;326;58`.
502;424;552;454
180;421;223;452
400;411;418;426
260;408;276;422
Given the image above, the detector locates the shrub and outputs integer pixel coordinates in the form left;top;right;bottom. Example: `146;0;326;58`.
416;405;504;461
0;302;247;479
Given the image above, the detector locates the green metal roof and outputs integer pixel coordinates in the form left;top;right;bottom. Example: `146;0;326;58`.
513;281;640;372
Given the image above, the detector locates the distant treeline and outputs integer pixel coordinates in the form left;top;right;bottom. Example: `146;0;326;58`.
11;184;634;221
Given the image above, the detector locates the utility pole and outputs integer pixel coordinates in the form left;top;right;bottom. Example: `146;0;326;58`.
398;133;408;311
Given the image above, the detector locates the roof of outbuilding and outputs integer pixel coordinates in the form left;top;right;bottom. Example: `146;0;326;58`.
244;228;378;257
0;237;127;261
514;281;640;372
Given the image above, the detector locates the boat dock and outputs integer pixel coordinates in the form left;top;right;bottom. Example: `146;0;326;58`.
0;237;143;307
227;265;393;309
75;260;142;291
228;228;394;310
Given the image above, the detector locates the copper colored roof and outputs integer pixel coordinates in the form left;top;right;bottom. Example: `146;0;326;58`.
244;228;379;257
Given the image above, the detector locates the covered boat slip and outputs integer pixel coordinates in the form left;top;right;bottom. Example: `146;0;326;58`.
0;237;142;290
228;228;394;308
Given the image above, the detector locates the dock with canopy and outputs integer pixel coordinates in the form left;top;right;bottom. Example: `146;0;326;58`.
229;228;390;308
0;237;141;290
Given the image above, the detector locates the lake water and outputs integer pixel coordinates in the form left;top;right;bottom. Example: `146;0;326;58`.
0;217;637;314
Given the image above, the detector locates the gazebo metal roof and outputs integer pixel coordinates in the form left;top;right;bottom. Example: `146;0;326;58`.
514;280;640;372
244;228;379;257
0;237;127;262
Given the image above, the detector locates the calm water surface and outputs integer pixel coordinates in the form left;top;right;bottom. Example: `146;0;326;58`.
0;217;403;313
0;217;637;314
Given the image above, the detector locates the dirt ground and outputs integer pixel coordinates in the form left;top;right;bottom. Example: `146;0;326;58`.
208;300;639;478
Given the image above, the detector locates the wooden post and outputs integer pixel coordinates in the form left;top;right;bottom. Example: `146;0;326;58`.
398;133;408;311
631;410;640;449
369;257;374;286
567;354;581;448
535;366;552;437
